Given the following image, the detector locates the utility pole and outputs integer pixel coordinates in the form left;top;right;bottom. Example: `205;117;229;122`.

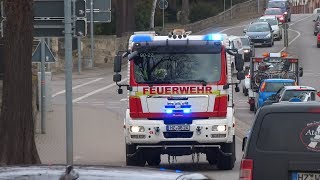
64;0;74;165
40;38;46;134
89;0;94;68
283;23;289;50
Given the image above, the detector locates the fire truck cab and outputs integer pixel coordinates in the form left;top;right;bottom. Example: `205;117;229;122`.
113;29;245;170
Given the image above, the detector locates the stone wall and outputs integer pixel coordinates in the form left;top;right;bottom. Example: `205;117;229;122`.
50;0;265;72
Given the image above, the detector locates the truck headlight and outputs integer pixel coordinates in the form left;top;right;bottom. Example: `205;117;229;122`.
244;49;250;53
212;125;227;132
130;126;145;132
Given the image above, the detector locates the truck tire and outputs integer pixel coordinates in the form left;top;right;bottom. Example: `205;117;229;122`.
126;144;146;166
217;136;236;170
250;103;255;111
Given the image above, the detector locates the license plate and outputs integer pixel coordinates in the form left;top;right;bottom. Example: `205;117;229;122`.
292;172;320;180
166;125;190;131
255;43;262;45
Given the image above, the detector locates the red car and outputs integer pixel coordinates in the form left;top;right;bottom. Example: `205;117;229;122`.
317;32;320;48
264;8;286;23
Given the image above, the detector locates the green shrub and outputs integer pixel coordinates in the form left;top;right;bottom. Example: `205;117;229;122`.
189;2;219;23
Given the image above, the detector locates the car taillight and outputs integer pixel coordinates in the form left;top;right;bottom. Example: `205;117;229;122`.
317;34;320;40
129;97;143;118
239;159;253;180
260;82;266;92
287;58;298;63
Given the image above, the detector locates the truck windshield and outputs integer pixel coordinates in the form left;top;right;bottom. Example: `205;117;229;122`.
133;53;221;84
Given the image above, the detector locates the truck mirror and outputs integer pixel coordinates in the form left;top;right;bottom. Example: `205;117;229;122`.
299;67;303;77
118;88;123;94
113;73;122;82
237;71;245;80
114;55;122;73
235;54;244;71
242;137;248;151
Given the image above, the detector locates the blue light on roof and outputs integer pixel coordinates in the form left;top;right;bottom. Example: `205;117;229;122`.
132;35;153;42
203;34;222;41
175;170;182;173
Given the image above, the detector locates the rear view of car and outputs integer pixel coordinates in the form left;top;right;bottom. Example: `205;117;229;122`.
240;103;320;180
256;79;295;110
244;22;274;47
240;36;255;62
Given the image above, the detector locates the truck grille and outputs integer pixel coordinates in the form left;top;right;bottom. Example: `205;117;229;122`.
163;132;193;138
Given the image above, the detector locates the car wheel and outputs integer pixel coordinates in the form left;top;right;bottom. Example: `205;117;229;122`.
315;32;318;36
249;103;255;111
318;44;320;48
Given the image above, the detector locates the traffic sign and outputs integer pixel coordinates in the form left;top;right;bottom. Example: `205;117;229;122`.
86;0;111;11
86;11;111;23
33;0;86;18
34;19;87;37
158;0;168;10
32;41;56;63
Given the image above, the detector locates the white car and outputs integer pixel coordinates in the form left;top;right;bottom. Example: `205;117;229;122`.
257;16;282;41
313;8;320;14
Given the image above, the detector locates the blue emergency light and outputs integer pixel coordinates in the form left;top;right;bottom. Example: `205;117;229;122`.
203;34;222;41
132;35;153;43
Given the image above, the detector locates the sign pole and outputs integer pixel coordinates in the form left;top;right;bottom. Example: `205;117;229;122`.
64;0;74;165
77;36;82;73
40;38;46;134
162;4;164;31
89;0;94;68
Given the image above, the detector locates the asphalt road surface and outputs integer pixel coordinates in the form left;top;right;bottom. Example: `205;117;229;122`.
45;14;319;180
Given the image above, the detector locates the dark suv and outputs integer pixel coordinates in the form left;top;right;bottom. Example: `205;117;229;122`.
240;102;320;180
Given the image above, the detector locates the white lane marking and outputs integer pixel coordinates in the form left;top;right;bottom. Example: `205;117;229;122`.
120;98;127;101
279;14;314;52
52;78;103;97
235;107;250;110
72;78;128;103
279;28;301;52
218;25;247;33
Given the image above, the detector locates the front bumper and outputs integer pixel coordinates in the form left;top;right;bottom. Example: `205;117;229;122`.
124;109;235;145
251;38;272;46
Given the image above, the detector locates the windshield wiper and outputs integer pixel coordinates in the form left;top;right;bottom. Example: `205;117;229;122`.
179;79;207;86
140;80;175;87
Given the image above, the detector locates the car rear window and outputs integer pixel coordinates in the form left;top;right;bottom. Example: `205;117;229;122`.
257;113;320;153
264;82;294;92
282;90;316;101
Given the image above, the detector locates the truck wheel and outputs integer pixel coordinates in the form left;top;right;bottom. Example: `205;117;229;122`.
249;103;255;111
126;144;146;166
243;88;248;96
206;149;218;165
217;136;236;170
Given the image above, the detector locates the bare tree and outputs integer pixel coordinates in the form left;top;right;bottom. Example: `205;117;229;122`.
0;0;41;164
150;0;158;30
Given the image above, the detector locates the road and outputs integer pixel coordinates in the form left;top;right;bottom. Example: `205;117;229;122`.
38;14;319;180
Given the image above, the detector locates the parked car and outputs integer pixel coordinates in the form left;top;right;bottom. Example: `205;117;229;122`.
257;15;282;40
264;8;286;23
264;86;317;106
239;36;255;62
267;0;292;22
313;7;320;14
314;14;320;36
240;102;320;180
317;32;320;48
254;79;295;111
244;22;274;47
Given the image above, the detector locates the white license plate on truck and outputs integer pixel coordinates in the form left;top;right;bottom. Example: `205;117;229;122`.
166;125;190;131
292;172;320;180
